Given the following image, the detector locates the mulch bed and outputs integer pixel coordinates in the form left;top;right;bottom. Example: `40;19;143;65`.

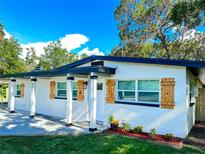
105;128;183;148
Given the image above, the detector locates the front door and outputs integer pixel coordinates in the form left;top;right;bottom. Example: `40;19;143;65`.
196;88;205;121
97;82;104;122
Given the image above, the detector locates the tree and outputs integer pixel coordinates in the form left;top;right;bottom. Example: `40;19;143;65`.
79;53;89;59
39;41;77;70
111;42;154;57
0;38;25;74
24;47;39;71
171;0;205;29
0;23;5;41
113;0;205;60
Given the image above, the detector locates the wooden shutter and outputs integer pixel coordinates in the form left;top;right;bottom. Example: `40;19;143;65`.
106;79;115;104
20;83;25;98
49;81;55;99
77;80;84;101
161;78;175;109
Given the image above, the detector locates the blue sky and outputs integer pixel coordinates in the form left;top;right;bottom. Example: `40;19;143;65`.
0;0;204;57
0;0;120;55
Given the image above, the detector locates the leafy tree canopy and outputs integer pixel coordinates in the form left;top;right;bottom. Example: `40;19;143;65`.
112;0;205;60
24;47;39;71
171;0;205;29
39;41;78;70
0;38;25;74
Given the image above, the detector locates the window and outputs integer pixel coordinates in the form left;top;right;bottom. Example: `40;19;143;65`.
16;84;21;96
138;80;159;103
72;82;77;98
118;81;135;101
56;82;66;98
117;80;160;103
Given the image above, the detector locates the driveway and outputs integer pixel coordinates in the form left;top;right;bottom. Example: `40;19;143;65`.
0;109;89;135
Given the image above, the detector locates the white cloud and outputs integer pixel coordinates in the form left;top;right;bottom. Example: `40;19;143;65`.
78;47;105;56
60;34;89;51
3;30;104;58
21;34;89;58
21;42;48;57
4;30;12;39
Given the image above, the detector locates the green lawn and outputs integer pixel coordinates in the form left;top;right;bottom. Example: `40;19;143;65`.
0;133;204;154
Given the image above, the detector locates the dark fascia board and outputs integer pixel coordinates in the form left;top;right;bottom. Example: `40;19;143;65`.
2;55;205;78
51;66;116;75
93;56;205;68
0;66;116;78
52;55;205;71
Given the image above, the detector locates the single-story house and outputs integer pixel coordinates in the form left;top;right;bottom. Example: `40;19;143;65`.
1;55;205;138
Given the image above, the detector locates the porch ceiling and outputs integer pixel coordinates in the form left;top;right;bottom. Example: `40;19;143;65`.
189;67;205;85
0;66;116;79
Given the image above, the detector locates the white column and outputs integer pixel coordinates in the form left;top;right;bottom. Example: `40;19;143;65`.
8;79;16;113
65;74;74;126
89;72;98;132
30;78;37;118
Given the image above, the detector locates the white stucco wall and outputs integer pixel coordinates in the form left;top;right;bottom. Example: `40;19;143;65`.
185;69;203;134
15;79;31;112
103;61;187;138
36;76;89;122
14;77;89;122
13;60;191;138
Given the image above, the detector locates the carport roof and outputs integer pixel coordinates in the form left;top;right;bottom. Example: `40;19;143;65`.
0;65;116;78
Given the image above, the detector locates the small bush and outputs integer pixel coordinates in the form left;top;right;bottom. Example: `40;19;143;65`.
149;128;157;136
133;126;143;134
165;133;174;140
112;119;119;126
121;121;131;131
108;115;114;124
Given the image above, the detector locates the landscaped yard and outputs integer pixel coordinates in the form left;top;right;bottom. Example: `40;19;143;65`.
0;133;204;154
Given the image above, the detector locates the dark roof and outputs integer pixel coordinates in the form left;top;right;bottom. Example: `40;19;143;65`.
0;65;116;78
1;55;205;78
57;55;205;70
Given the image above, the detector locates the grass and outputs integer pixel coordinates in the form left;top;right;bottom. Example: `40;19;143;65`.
0;133;204;154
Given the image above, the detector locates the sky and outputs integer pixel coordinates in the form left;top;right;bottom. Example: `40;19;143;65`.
0;0;120;57
0;0;205;58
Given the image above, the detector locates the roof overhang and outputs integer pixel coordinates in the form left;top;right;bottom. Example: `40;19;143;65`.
0;66;116;79
189;67;205;85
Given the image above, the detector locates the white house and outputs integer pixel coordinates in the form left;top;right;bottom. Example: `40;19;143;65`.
1;55;205;138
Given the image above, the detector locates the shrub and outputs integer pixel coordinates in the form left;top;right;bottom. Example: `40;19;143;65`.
121;121;131;131
165;133;174;140
112;119;119;126
108;115;114;124
133;126;143;134
149;128;157;136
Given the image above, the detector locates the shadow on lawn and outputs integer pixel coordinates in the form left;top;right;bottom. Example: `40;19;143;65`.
0;134;204;154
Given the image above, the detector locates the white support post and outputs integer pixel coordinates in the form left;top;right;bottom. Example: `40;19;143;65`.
30;78;37;118
89;72;98;132
8;78;16;113
65;74;74;126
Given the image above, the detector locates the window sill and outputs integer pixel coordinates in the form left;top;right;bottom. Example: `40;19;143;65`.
15;96;21;98
55;97;66;100
54;97;77;100
115;101;160;107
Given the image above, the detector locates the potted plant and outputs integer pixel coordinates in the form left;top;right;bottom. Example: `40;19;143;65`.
108;115;119;129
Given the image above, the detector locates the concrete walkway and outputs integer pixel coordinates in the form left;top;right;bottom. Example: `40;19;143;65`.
0;109;89;136
184;122;205;147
